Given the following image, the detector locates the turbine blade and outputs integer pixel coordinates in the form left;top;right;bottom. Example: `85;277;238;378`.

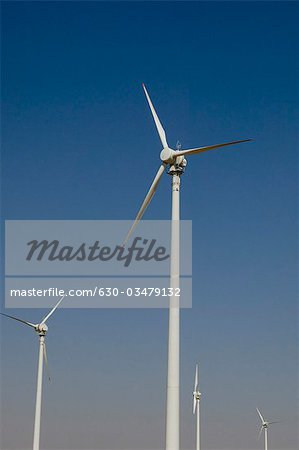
258;426;264;439
43;341;51;382
268;421;280;425
193;396;197;415
175;139;252;158
0;312;36;328
123;163;166;246
256;407;265;424
40;295;65;324
194;364;198;391
142;84;168;149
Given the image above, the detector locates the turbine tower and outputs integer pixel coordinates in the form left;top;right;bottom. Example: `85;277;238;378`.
193;364;201;450
256;407;280;450
1;295;65;450
125;84;251;450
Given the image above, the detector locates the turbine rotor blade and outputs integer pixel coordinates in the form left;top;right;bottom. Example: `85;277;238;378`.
258;426;264;439
142;84;168;149
0;312;36;328
256;407;265;424
194;364;198;391
267;421;280;425
175;139;252;158
43;341;51;382
40;295;65;324
193;396;197;415
123;163;166;246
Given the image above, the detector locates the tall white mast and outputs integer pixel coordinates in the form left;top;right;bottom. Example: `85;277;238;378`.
1;295;64;450
165;168;182;449
257;407;280;450
124;84;251;450
193;364;201;450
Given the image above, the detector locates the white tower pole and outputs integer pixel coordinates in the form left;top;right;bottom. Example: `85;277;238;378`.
264;427;268;450
33;334;45;450
165;172;181;450
196;399;200;450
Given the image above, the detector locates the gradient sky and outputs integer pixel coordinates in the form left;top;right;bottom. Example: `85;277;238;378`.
1;2;298;450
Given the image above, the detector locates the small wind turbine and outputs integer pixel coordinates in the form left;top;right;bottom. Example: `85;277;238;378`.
125;84;252;450
1;296;65;450
256;407;280;450
193;364;201;450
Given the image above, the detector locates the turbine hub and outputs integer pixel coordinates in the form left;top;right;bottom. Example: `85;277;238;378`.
193;391;201;400
36;323;48;335
160;147;175;163
160;148;187;168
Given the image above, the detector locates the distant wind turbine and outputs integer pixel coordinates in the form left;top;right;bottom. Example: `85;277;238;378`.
1;296;65;450
256;407;280;450
193;364;201;450
124;83;251;450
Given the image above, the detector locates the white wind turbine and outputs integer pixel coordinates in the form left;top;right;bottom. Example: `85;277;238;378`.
0;295;65;450
124;84;252;450
256;407;280;450
193;364;201;450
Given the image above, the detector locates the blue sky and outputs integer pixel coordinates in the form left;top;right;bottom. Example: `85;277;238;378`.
1;2;298;450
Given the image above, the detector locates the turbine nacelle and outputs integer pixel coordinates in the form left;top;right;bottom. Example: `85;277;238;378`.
262;421;274;429
160;147;186;165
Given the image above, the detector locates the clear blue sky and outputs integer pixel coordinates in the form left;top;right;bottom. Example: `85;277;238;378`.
1;2;298;450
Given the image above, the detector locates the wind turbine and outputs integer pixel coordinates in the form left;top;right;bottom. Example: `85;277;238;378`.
193;364;201;450
124;83;252;450
0;295;65;450
256;407;280;450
